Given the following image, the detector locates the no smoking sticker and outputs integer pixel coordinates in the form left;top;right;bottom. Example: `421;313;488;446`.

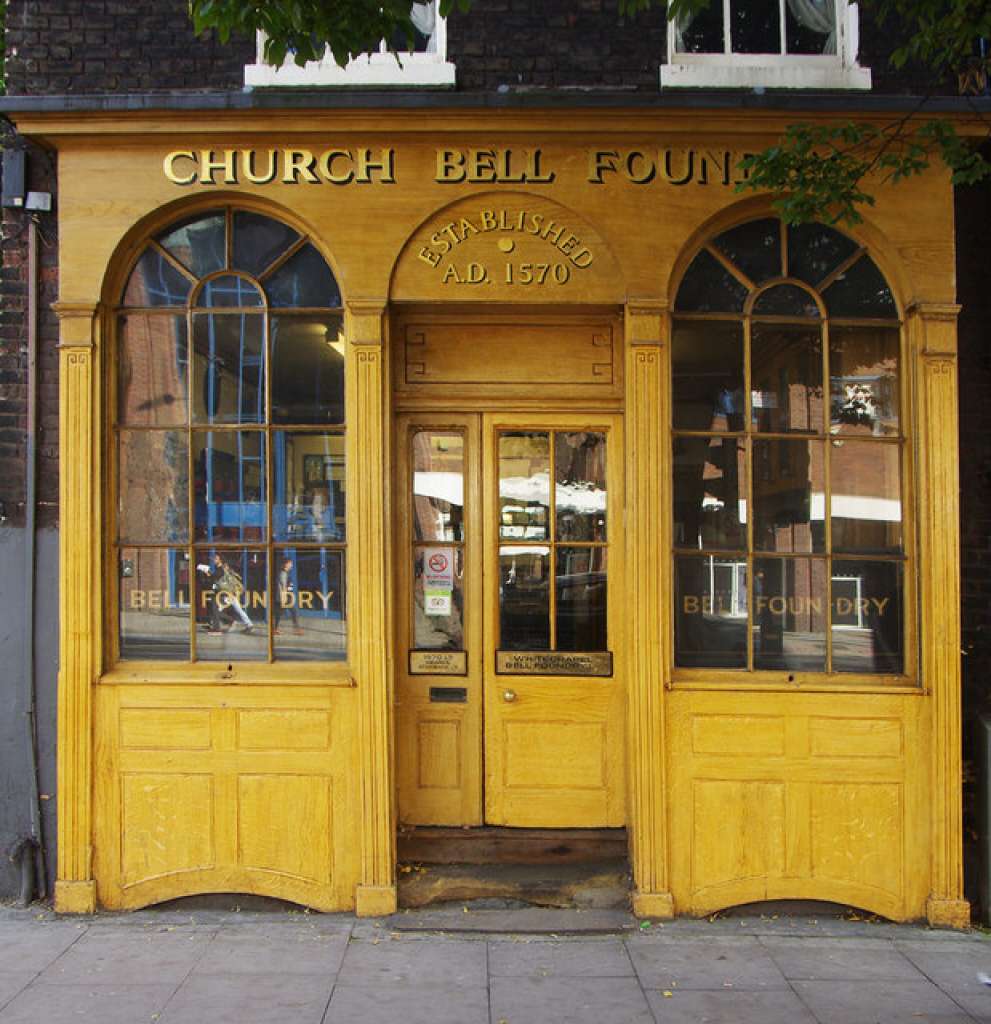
423;547;455;617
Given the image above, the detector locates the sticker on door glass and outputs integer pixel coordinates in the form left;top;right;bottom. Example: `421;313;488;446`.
423;547;454;616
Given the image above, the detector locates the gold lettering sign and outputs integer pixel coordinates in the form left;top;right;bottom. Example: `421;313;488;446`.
416;208;594;290
586;148;753;187
680;596;891;616
409;650;468;676
163;148;396;186
495;651;612;677
127;589;335;610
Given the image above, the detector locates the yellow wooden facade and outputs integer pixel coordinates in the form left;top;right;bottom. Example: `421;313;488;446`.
14;104;969;925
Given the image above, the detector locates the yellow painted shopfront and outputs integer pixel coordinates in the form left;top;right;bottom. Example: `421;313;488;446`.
15;103;967;924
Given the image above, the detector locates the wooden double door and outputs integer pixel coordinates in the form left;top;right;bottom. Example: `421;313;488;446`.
396;412;626;828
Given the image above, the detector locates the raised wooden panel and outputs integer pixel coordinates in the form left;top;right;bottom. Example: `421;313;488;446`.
691;715;785;757
120;708;212;750
405;323;613;387
237;775;333;883
669;692;928;921
692;780;786;891
809;717;903;760
811;782;902;898
121;773;214;885
417;719;463;790
236;710;331;751
503;722;605;790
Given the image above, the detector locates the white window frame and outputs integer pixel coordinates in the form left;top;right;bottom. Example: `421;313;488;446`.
660;0;870;90
244;3;455;88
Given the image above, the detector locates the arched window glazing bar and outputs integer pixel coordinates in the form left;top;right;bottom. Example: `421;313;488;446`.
114;206;347;664
672;217;905;678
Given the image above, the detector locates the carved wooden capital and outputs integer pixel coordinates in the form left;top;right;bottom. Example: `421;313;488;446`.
346;299;388;347
626;298;667;348
54;302;99;351
906;301;961;322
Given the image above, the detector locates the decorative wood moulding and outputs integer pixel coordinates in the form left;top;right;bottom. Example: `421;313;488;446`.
53;302;99;349
347;300;388;347
908;302;961;358
625;299;668;348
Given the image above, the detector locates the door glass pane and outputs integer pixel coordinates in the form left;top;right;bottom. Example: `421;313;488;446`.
555;432;606;542
829;325;900;437
753;439;825;552
119;548;190;660
118;429;189;544
272;431;345;542
191;313;265;425
192;431;266;543
672;321;745;431
194;548;268;661
271;315;345;425
556;547;607;651
831;560;903;674
830;441;902;553
118;314;189;427
751;324;824;433
753;557;827;671
274;548;346;661
674;435;746;551
674;555;748;668
413;546;464;650
499;546;550;650
499;432;549;541
413;431;464;543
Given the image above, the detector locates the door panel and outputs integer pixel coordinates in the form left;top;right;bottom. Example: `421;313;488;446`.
395;414;483;826
483;414;625;827
395;412;625;829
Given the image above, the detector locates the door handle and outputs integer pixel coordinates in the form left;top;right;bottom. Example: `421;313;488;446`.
503;689;517;703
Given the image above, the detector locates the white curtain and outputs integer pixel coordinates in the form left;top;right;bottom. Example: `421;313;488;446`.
410;2;437;51
786;0;837;54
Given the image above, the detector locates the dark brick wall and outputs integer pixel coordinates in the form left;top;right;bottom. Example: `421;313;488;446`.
0;139;59;531
448;0;666;91
4;0;251;95
957;177;991;730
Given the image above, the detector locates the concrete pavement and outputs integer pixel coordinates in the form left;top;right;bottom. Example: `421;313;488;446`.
1;902;990;1023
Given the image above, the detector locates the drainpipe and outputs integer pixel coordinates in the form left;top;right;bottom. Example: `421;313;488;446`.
18;216;47;903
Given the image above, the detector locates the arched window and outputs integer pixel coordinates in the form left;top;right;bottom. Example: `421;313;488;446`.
115;207;346;663
672;217;904;677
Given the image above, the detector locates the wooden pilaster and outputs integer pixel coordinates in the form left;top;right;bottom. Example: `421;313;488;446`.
909;302;969;929
53;302;102;914
348;299;397;917
625;300;674;918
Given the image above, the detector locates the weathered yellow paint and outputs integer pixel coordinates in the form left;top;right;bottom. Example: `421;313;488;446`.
19;105;965;923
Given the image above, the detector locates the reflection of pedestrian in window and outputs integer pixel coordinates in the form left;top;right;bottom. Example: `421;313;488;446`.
274;557;303;635
200;553;253;635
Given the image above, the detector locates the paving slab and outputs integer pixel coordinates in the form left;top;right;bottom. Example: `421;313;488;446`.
792;978;977;1024
896;939;991;994
759;936;923;981
0;982;175;1024
0;920;88;973
487;936;635;977
337;934;488;987
0;974;41;1013
161;971;333;1024
192;927;348;976
645;987;819;1024
38;925;216;986
627;934;789;991
490;974;654;1024
324;982;489;1024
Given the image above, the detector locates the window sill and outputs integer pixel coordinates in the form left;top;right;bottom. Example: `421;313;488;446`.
100;663;355;687
244;56;457;89
660;61;871;91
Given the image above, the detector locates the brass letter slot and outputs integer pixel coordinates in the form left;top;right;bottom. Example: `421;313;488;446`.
429;687;468;703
